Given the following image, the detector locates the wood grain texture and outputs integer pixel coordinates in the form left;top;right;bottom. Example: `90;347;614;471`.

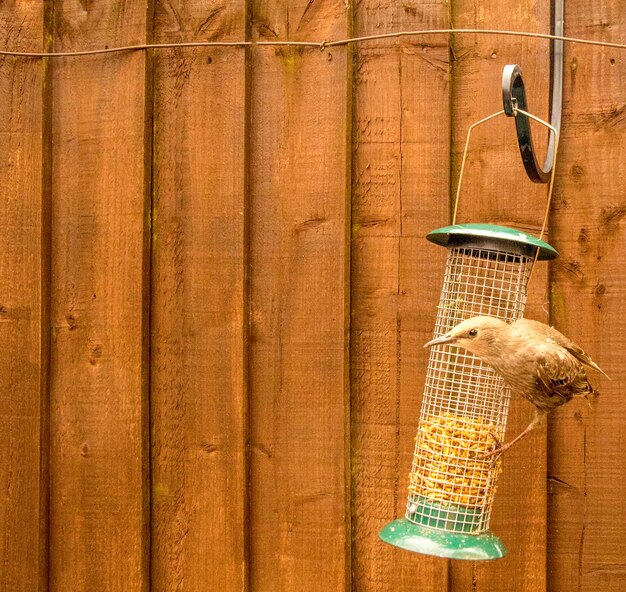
49;2;150;590
350;2;450;590
450;1;550;590
0;2;624;591
248;1;351;590
150;1;247;590
0;3;47;591
548;3;626;591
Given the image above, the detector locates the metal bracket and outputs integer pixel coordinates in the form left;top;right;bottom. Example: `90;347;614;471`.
502;0;564;183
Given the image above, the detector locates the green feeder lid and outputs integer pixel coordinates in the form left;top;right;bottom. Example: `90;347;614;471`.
379;518;506;561
427;223;558;260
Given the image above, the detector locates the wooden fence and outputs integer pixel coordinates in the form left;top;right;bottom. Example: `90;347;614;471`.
1;1;624;590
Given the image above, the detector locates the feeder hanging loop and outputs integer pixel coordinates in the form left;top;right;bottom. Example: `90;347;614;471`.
502;0;563;183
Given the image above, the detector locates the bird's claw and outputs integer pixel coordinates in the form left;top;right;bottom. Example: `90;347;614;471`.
484;447;503;458
487;432;502;454
479;432;505;462
488;431;501;447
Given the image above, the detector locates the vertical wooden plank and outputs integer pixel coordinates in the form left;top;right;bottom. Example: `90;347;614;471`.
449;2;550;590
350;3;450;591
0;3;48;591
49;3;150;591
248;2;351;590
150;2;247;591
548;3;626;591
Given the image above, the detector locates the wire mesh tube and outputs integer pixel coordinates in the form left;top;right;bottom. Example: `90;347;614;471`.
406;246;534;534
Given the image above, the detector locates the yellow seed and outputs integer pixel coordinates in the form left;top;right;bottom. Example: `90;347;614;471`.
409;412;501;507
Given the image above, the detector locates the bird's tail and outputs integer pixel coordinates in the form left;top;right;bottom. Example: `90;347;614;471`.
587;359;611;380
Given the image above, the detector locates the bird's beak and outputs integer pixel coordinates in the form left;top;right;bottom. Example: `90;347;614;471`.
424;334;456;348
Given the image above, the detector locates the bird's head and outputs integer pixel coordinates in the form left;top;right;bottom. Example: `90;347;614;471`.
424;316;509;359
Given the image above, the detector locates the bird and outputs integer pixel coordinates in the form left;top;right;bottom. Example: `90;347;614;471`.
424;316;609;455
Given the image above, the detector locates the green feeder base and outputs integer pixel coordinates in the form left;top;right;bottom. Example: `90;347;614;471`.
379;519;506;561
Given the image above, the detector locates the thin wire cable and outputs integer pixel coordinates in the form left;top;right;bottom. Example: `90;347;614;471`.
324;28;626;51
452;110;505;226
2;27;626;58
513;108;559;245
0;40;252;57
452;106;559;286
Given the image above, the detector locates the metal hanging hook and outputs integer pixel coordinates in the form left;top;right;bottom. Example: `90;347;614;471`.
502;0;564;183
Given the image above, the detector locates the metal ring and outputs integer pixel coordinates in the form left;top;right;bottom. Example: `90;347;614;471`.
502;1;563;183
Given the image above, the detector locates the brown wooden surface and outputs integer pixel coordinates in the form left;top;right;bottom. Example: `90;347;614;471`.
450;1;550;590
2;2;626;590
548;2;626;590
0;3;47;591
350;1;450;590
48;2;151;590
150;1;247;590
247;1;351;590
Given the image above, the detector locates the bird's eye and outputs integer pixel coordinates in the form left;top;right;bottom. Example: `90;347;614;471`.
468;329;478;337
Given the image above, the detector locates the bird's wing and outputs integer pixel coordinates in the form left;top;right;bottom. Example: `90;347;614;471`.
535;346;592;403
518;319;610;379
547;328;610;379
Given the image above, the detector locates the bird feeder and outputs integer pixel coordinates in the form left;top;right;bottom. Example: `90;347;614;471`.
379;63;562;560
